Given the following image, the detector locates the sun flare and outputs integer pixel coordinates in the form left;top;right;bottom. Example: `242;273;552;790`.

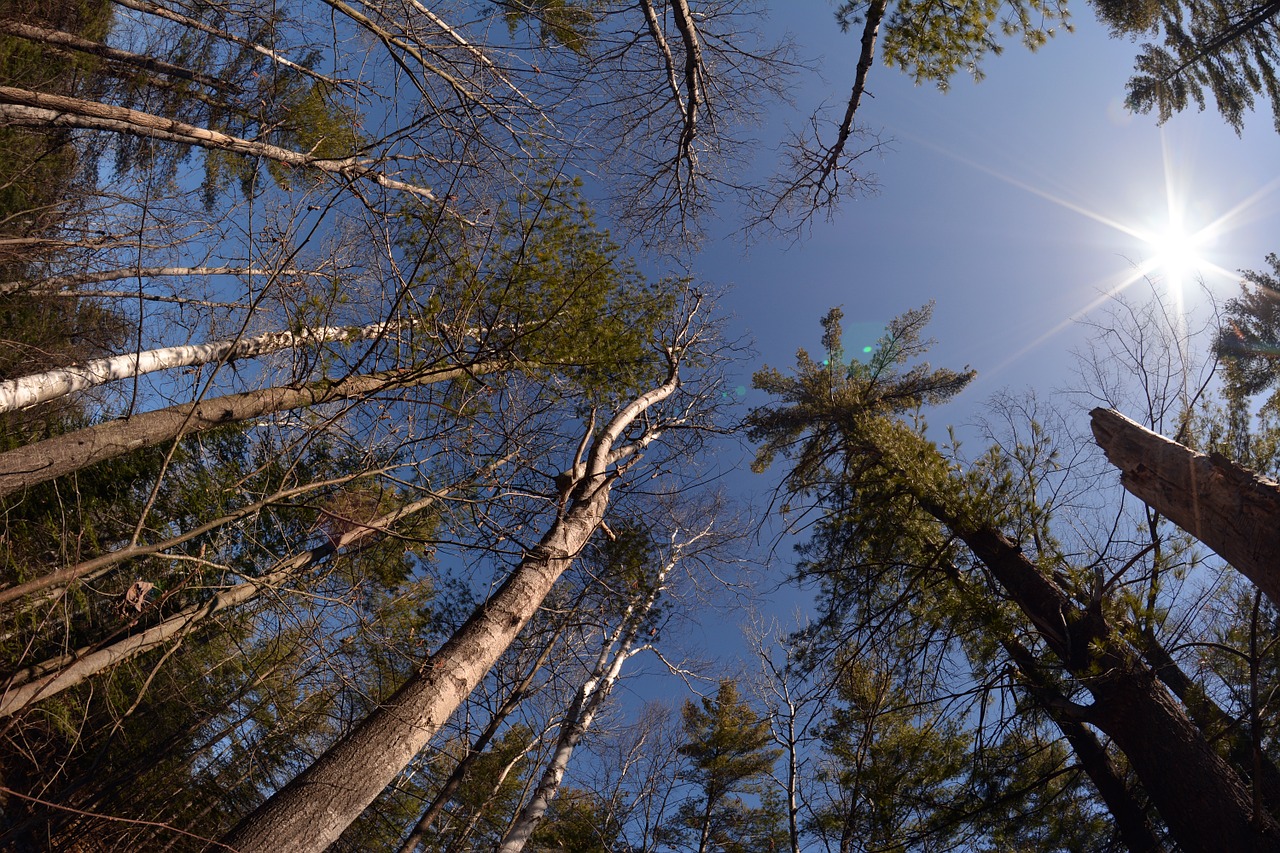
1134;212;1215;296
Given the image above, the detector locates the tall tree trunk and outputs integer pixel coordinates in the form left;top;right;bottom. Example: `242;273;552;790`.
0;318;406;414
1137;626;1280;814
220;344;687;852
396;621;567;853
1090;406;1280;609
497;529;687;852
999;635;1161;852
0;19;237;91
108;0;342;86
919;491;1280;851
0;87;449;206
0;265;322;296
0;480;461;717
0;359;501;498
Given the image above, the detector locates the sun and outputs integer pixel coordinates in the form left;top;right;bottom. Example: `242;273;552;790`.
1132;210;1217;297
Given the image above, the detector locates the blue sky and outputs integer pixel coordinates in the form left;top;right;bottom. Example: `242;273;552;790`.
633;4;1280;672
706;6;1280;426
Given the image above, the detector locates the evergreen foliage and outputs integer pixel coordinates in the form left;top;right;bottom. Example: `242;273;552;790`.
667;679;787;853
1095;0;1280;131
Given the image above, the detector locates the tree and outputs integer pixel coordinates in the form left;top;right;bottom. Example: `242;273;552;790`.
1094;0;1280;132
667;678;786;853
1091;405;1280;610
751;0;1068;233
220;296;711;851
0;317;408;415
498;511;718;852
748;306;1280;851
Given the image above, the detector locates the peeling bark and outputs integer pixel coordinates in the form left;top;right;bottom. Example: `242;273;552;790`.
0;319;407;415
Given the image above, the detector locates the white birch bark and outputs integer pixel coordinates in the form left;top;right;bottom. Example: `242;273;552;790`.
0;87;454;209
0;479;464;717
497;522;708;852
220;317;696;852
0;319;406;414
0;265;323;296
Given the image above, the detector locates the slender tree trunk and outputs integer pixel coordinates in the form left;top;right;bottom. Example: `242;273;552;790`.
0;265;323;296
497;600;653;851
109;0;343;87
395;623;566;853
0;473;375;608
0;359;501;498
0;19;237;91
497;522;701;851
220;348;686;852
0;318;407;414
0;87;448;205
1090;406;1280;609
0;482;459;717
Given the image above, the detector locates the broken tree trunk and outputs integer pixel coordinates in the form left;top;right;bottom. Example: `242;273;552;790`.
1090;406;1280;610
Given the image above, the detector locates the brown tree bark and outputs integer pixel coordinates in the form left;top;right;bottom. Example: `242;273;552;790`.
922;494;1279;851
220;343;687;852
395;627;563;853
1000;636;1162;852
1090;406;1280;609
0;360;500;498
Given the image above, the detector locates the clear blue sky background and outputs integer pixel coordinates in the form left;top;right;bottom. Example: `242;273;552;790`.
706;6;1280;426
631;4;1280;672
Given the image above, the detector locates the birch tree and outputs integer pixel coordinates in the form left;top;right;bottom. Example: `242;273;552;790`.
0;318;411;415
497;515;716;851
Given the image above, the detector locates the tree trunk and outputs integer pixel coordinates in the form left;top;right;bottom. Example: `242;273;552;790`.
396;623;566;853
219;348;685;852
1000;636;1161;852
0;19;237;91
0;360;500;498
0;265;322;296
0;482;459;717
0;473;373;608
497;547;675;852
0;319;406;414
0;87;448;206
1090;406;1280;609
112;0;341;86
922;494;1279;851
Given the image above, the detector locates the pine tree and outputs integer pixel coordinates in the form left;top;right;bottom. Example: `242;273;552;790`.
1095;0;1280;132
668;679;787;853
748;306;1280;851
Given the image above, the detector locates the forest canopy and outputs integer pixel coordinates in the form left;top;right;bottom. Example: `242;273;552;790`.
2;0;1280;850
